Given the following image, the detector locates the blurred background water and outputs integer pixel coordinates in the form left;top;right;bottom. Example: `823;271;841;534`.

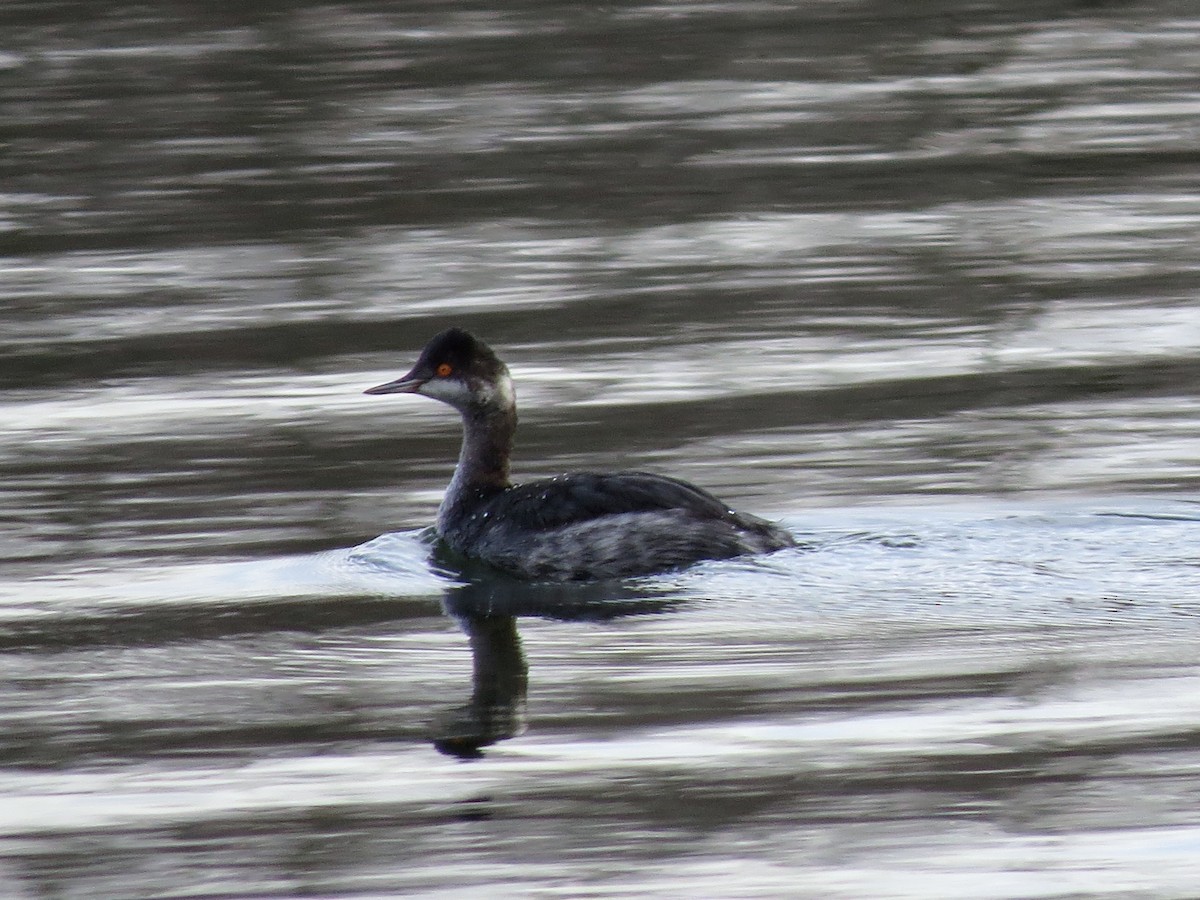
3;1;1200;897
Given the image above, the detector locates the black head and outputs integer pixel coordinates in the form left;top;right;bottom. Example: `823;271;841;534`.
364;328;512;412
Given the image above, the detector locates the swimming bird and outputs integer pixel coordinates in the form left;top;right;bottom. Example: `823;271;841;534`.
365;328;794;581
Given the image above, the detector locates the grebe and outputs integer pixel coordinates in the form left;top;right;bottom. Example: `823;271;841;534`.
365;328;794;581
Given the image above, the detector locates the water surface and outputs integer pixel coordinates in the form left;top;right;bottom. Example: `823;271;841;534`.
3;1;1200;896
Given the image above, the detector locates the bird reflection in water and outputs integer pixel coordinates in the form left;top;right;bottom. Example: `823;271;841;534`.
430;549;682;759
430;602;525;760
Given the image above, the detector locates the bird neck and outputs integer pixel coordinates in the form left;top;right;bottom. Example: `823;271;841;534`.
449;404;515;495
436;372;516;537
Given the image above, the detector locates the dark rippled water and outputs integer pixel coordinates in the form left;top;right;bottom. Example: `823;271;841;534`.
4;2;1200;897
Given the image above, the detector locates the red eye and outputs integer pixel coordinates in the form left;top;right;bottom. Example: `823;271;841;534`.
435;363;453;377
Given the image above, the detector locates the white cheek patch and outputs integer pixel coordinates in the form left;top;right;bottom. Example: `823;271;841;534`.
420;378;473;405
418;371;514;410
